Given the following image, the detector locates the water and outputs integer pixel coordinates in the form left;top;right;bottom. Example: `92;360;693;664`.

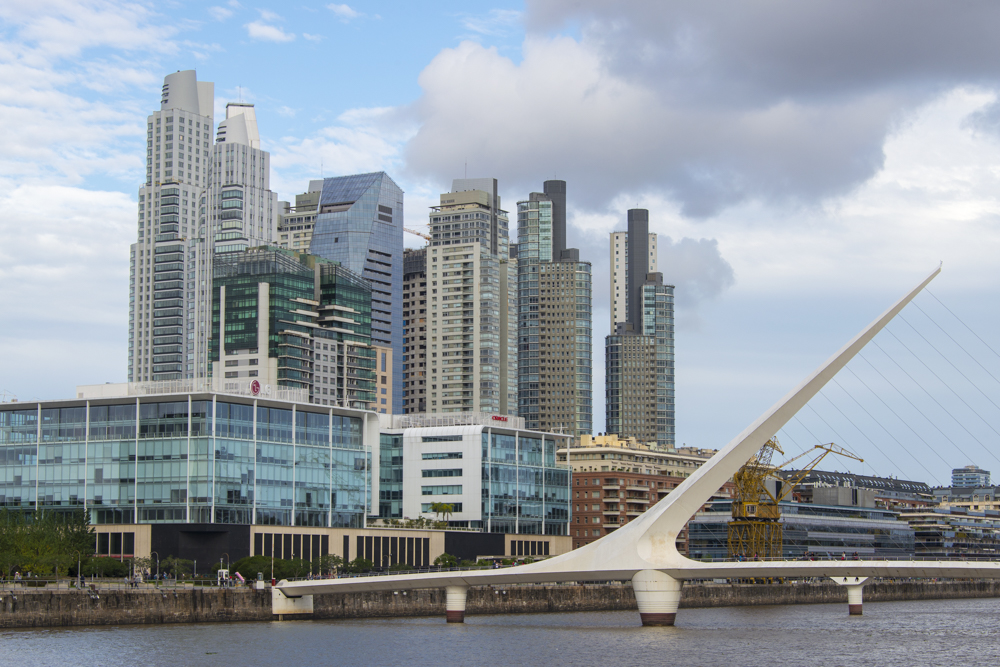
2;598;998;667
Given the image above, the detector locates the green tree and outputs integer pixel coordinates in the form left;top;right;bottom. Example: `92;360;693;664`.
434;553;457;568
160;556;193;577
345;557;373;574
313;553;343;576
430;502;454;523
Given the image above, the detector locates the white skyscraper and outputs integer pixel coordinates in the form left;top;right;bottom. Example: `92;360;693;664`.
129;71;278;382
610;230;657;330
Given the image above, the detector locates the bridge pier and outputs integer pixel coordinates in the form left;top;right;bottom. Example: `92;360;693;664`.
632;570;682;626
445;585;469;623
831;576;868;615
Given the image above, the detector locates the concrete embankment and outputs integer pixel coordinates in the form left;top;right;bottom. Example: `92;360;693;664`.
1;580;999;629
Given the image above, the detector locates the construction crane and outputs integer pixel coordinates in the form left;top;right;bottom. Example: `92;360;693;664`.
404;227;431;241
727;438;864;560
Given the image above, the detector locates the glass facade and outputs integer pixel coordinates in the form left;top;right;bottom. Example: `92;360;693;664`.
0;397;368;528
687;501;915;560
378;433;403;518
308;172;404;414
211;248;377;408
481;431;570;535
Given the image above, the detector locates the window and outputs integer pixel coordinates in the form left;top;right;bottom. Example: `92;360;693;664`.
421;435;462;442
421;485;462;495
421;469;462;478
422;503;463;512
422;452;462;460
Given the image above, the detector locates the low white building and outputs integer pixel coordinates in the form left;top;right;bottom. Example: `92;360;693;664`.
378;413;572;535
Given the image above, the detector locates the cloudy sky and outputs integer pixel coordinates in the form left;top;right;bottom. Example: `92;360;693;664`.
3;0;1000;485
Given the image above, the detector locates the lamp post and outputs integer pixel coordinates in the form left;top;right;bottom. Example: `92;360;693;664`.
150;551;159;581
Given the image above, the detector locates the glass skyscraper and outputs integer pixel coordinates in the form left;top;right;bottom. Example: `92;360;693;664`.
210;247;377;409
517;182;593;437
306;173;404;414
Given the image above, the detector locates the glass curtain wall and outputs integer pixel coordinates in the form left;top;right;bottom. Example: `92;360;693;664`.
481;431;569;535
0;400;369;528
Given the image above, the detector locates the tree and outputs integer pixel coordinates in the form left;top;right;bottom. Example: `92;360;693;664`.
434;553;457;568
430;502;454;523
345;557;373;574
313;553;343;576
161;556;193;577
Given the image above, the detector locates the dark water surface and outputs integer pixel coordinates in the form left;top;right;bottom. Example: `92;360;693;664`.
1;598;997;667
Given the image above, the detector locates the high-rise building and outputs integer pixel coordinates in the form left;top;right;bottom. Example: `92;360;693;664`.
129;70;214;383
953;465;991;488
210;247;377;409
129;71;279;383
298;173;405;413
402;248;428;413
610;229;657;330
421;179;517;415
430;178;509;256
606;268;675;446
426;242;517;414
517;181;593;436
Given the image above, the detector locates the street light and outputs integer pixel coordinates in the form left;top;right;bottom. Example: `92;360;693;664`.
150;551;159;580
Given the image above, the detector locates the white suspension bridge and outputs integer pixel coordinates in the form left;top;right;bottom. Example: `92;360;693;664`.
274;266;1000;625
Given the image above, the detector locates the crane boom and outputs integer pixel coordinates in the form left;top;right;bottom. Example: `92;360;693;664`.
404;227;431;241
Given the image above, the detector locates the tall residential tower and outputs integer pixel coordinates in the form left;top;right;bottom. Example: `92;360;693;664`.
517;181;593;436
129;71;279;383
605;209;675;446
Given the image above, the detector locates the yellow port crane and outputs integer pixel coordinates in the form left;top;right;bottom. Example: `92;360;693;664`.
727;438;863;560
404;227;431;241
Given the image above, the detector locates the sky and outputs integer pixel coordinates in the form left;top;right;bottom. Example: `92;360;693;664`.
3;0;1000;486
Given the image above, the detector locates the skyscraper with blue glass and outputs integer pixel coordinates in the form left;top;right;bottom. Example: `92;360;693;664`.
305;172;404;414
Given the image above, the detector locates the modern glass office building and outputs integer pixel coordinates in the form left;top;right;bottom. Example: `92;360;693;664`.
210;247;377;409
306;173;404;414
0;391;377;528
687;500;915;559
378;414;571;535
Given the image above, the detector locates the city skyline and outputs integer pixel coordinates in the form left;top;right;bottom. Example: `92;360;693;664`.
5;2;1000;486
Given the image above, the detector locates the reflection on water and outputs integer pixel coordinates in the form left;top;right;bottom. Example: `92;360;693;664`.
2;598;1000;667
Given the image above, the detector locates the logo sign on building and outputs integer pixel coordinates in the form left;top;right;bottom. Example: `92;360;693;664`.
250;380;261;396
491;415;508;422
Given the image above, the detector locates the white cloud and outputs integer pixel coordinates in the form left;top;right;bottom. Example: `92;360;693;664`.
245;20;295;42
460;9;522;36
270;106;416;198
277;105;296;117
327;3;362;21
208;6;232;21
302;33;323;42
257;9;281;21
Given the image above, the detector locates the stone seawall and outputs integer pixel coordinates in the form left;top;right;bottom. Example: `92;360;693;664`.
2;580;999;629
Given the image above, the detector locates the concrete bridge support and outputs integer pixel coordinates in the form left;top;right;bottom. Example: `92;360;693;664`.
445;585;469;623
831;576;869;615
632;570;682;626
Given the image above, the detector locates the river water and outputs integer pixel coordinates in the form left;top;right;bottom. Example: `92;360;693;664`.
2;598;998;667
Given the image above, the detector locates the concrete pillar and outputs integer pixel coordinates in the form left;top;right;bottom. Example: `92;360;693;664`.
847;584;864;615
632;570;682;626
830;576;868;616
445;585;468;623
